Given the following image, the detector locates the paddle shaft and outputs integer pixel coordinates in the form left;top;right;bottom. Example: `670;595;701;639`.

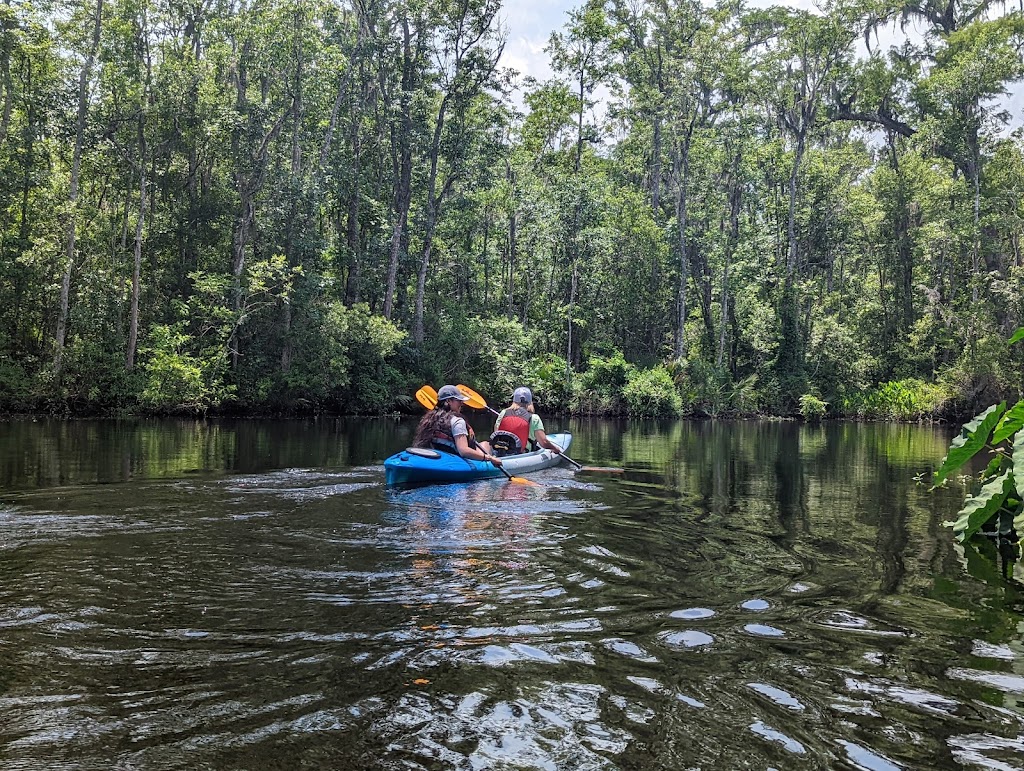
456;383;594;470
449;384;625;474
454;442;535;485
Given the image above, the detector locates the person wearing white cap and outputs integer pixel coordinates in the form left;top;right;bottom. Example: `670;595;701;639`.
413;384;501;466
489;386;564;457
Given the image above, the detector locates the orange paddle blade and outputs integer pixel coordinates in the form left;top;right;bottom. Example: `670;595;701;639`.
415;386;437;410
456;384;500;415
509;475;540;486
455;383;488;411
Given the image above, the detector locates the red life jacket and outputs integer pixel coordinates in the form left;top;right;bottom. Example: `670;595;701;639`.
490;406;532;455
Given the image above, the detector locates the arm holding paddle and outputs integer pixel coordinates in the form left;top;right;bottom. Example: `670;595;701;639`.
532;427;563;455
534;427;572;456
457;383;621;474
453;433;502;466
414;384;504;468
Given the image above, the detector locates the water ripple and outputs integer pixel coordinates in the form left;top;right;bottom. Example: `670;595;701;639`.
1;419;1022;769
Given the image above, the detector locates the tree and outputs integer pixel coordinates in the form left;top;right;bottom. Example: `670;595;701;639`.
53;0;103;377
411;0;504;347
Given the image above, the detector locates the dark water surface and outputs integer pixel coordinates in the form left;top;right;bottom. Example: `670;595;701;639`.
2;417;1023;770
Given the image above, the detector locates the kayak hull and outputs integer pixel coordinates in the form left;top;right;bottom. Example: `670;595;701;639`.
384;433;572;486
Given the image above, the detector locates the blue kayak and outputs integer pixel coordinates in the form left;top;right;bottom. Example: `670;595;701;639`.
384;433;572;486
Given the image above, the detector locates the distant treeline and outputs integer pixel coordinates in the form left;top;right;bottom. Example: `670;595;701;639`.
0;0;1022;418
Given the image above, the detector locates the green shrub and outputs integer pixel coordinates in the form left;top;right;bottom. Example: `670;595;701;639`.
416;313;540;406
574;351;634;414
524;353;572;412
672;358;733;417
805;315;868;403
799;393;828;421
839;378;951;420
59;335;141;411
934;329;1024;551
0;358;33;410
264;301;405;413
341;305;407;412
140;324;230;413
623;366;683;417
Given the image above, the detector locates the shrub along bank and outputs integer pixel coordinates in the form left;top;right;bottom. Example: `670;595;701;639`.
1;312;1017;422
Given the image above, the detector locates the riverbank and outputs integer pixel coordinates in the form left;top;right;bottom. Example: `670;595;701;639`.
0;349;1006;424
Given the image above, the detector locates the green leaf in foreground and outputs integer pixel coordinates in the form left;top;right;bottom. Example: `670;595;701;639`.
1014;505;1024;543
933;403;1006;486
1009;327;1024;346
982;454;1007;480
1012;432;1024;540
949;470;1015;542
993;401;1024;444
1014;430;1024;485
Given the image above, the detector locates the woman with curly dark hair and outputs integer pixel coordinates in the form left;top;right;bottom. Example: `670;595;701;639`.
413;385;501;467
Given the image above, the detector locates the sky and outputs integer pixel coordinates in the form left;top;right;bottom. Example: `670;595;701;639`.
500;0;1024;131
500;0;567;87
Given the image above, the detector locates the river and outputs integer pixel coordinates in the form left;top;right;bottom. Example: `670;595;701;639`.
0;417;1022;769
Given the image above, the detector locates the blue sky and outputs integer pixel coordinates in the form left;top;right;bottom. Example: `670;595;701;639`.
501;0;1024;130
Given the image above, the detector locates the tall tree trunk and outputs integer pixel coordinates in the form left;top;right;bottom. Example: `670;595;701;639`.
482;208;490;309
971;167;980;304
345;169;361;304
413;226;433;346
343;64;362;306
412;105;459;335
127;6;151;372
13;56;33;349
575;69;585;173
383;17;417;321
413;152;452;346
673;128;693;359
695;244;714;347
126;113;146;371
718;152;741;370
506;162;517;318
0;6;12;149
786;131;806;278
281;11;304;376
227;35;285;369
650;115;661;214
54;0;103;376
567;260;577;388
383;210;405;319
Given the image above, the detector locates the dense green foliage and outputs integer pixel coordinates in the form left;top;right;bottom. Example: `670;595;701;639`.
935;329;1024;549
1;0;1023;416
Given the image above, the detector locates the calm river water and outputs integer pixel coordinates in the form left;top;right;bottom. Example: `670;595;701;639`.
1;417;1023;769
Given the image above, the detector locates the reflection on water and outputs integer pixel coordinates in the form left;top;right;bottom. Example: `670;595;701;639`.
0;417;1022;769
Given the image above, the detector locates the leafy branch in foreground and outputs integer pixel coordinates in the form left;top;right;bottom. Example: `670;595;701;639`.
935;329;1024;547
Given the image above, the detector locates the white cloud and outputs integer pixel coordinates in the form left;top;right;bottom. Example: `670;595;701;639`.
500;1;574;85
500;0;1023;128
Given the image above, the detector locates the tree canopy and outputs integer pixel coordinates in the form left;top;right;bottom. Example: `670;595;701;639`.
1;0;1023;417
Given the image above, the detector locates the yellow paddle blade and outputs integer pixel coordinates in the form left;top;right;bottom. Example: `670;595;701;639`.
509;475;540;486
415;386;437;410
455;384;488;411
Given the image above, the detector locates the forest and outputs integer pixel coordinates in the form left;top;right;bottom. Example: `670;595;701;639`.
1;0;1023;418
